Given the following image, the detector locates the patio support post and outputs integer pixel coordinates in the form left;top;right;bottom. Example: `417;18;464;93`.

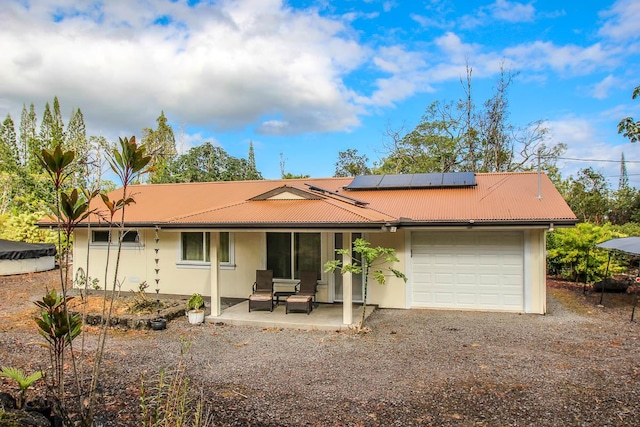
342;232;353;326
209;232;221;317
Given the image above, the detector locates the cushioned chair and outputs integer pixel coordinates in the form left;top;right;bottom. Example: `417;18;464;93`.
295;271;318;306
248;269;274;312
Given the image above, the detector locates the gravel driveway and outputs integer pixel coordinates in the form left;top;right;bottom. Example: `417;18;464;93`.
1;271;639;426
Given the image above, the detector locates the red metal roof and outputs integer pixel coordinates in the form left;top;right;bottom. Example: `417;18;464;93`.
82;172;576;228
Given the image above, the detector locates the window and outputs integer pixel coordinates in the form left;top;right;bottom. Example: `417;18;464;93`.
121;230;139;243
91;230;141;245
219;232;235;267
266;232;321;279
181;232;210;262
92;230;111;243
179;232;234;267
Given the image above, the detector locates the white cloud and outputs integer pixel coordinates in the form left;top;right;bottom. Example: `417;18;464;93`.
488;0;535;23
545;117;639;188
599;0;640;42
0;0;369;138
591;75;618;100
502;41;616;75
459;0;535;29
410;13;450;30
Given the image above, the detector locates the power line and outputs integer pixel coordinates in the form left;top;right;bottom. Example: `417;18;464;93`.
557;156;640;164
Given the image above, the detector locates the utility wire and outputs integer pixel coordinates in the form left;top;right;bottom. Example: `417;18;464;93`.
557;157;640;164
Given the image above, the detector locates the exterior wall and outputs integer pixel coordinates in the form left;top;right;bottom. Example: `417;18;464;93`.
74;227;546;313
74;229;330;300
220;232;263;298
74;229;263;297
0;256;55;276
524;228;547;314
365;231;408;309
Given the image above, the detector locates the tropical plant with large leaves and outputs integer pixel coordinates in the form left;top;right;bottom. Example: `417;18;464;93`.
0;366;44;409
33;289;81;409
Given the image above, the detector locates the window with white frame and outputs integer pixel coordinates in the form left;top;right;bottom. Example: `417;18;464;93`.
219;232;235;267
181;232;210;262
266;232;321;280
179;232;234;267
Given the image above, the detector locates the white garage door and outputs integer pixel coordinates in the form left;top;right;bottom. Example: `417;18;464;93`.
412;231;524;311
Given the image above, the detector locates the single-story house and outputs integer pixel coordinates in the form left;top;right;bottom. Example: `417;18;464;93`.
69;171;576;324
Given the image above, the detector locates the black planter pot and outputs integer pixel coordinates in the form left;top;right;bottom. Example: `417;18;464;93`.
150;318;167;330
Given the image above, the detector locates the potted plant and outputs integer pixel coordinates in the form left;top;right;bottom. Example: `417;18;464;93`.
187;293;206;324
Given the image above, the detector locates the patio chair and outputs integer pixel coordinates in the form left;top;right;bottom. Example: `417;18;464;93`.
295;271;318;306
248;269;274;312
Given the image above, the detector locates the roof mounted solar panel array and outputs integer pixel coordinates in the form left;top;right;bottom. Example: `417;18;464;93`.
345;172;476;190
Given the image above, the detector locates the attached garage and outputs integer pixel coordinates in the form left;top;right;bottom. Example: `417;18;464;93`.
411;231;525;312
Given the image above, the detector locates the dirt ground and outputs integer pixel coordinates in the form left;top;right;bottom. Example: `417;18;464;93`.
1;269;640;426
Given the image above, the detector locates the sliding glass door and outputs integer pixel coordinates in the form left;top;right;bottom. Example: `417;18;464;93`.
333;233;363;302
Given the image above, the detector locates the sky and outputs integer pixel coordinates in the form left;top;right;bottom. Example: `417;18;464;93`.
0;0;639;187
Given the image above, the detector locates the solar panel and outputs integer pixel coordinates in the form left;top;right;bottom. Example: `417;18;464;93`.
345;172;476;190
411;173;444;187
378;174;413;188
346;175;383;189
442;171;475;186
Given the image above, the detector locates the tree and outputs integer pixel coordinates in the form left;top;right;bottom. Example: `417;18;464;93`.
159;142;256;183
51;96;65;148
38;137;151;426
325;238;406;331
39;102;53;150
608;152;638;224
564;168;610;224
0;115;21;215
279;152;309;179
0;114;19;173
377;65;565;174
245;141;263;180
142;111;177;183
334;148;371;177
22;103;40;172
65;108;90;187
547;222;626;283
618;85;640;143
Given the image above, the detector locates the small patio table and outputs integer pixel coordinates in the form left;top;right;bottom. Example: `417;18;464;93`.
274;291;296;307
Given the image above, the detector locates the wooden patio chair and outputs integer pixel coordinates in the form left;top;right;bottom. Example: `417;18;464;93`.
295;271;318;306
248;269;274;312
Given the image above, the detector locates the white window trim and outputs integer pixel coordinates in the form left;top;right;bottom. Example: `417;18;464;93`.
219;232;236;270
176;231;235;270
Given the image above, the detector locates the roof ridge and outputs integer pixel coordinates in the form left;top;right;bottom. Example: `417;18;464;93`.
320;197;395;222
166;200;250;222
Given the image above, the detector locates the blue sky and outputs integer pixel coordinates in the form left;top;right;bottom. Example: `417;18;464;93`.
0;0;639;186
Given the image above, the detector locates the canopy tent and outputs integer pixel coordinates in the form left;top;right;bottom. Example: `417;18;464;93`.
595;237;640;321
596;237;640;256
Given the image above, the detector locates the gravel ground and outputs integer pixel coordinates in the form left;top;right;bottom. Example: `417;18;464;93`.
1;270;640;426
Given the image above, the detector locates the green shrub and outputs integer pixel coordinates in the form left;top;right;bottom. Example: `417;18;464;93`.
547;222;627;282
0;211;59;245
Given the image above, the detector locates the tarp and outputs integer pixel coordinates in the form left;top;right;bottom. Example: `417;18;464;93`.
0;239;56;260
596;237;640;256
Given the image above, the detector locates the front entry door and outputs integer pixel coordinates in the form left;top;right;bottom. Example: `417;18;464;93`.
333;233;363;302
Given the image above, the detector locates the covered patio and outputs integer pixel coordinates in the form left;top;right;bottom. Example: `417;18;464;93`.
206;300;375;331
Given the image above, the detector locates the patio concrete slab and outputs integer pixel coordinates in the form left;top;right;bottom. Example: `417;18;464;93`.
206;301;375;331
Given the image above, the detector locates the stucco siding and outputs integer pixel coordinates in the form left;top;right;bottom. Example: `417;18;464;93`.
220;232;263;298
526;229;547;314
366;231;407;309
